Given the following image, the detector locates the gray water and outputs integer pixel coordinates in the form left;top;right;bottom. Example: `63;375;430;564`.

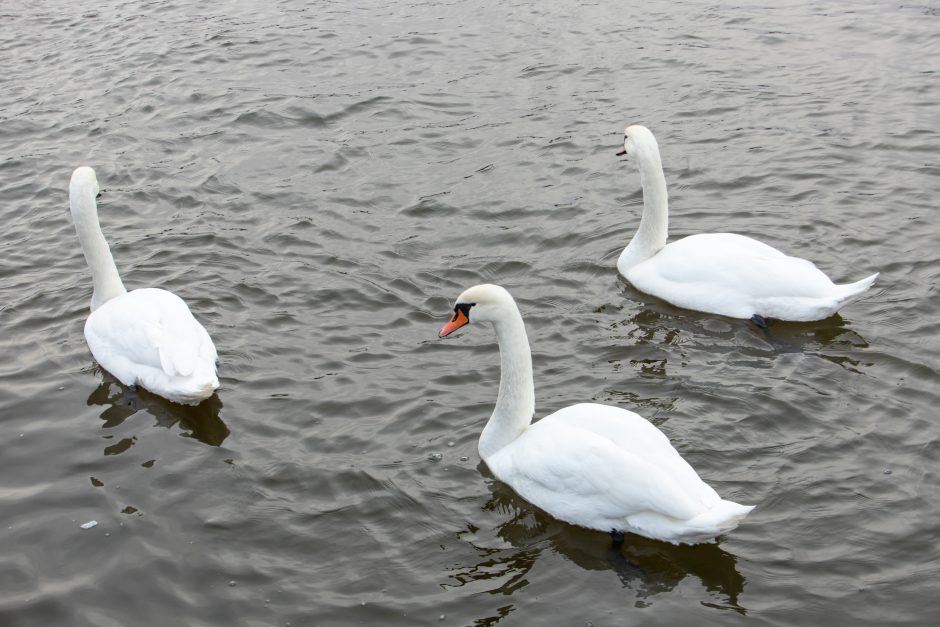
2;0;939;625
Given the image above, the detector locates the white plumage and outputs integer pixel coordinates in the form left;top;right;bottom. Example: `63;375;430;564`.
69;167;219;405
616;125;878;322
440;284;752;545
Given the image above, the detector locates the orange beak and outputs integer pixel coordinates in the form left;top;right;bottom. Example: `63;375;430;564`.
439;308;469;338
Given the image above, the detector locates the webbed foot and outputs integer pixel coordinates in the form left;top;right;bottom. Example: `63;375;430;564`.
610;528;625;551
122;384;139;409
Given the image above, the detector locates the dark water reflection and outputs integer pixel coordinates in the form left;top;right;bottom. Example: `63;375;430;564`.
618;286;872;373
86;376;229;448
447;472;745;624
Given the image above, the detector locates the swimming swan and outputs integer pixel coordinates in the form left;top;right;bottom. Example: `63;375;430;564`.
439;284;753;545
615;125;878;324
69;167;219;405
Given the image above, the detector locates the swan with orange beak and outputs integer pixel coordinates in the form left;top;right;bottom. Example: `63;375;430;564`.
438;283;753;545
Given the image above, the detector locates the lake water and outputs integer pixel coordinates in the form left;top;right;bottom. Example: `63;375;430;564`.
2;0;939;625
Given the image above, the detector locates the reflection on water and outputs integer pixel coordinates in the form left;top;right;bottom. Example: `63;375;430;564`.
613;536;745;612
617;285;871;375
763;318;871;373
446;472;745;624
86;374;229;448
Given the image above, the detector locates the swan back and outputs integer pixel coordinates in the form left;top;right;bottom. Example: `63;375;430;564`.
85;288;219;405
484;402;752;544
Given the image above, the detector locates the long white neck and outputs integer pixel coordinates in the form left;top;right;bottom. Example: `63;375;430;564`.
70;186;126;311
617;144;669;275
479;307;535;460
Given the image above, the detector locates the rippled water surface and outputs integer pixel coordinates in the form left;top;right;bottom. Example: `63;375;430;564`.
2;0;939;625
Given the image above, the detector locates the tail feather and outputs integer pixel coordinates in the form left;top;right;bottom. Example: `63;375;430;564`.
687;499;755;537
835;272;879;307
624;499;754;544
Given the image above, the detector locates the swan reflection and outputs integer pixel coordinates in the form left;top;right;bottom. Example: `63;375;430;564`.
446;476;746;622
758;316;870;372
615;290;871;374
86;374;229;448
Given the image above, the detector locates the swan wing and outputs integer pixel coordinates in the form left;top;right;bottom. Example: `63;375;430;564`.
546;403;722;502
641;233;834;298
85;288;214;378
487;409;716;525
626;233;840;317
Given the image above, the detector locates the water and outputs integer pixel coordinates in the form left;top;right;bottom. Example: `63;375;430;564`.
1;0;938;624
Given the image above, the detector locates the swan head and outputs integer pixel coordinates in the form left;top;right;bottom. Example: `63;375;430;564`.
616;125;659;161
70;166;100;200
439;284;518;337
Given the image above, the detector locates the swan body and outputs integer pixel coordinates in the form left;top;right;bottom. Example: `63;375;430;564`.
69;167;219;405
439;284;753;545
615;125;878;321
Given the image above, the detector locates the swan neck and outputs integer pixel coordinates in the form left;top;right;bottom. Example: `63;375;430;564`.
619;148;669;274
479;308;535;459
70;190;126;311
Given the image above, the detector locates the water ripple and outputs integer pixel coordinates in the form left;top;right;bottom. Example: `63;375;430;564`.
1;0;939;625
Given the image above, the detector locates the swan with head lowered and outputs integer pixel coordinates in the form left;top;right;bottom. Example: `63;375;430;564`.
69;166;219;405
439;284;753;545
615;125;878;325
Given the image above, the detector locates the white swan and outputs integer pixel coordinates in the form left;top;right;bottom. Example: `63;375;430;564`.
439;284;753;545
615;125;879;324
69;167;219;405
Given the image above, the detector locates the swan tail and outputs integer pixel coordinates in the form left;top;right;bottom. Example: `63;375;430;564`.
162;376;219;406
623;499;754;544
835;272;879;307
686;499;755;537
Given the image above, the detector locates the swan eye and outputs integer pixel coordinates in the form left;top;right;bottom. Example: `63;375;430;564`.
453;302;475;321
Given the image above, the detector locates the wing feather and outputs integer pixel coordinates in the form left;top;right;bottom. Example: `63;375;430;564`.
642;233;835;299
488;413;714;524
86;288;213;378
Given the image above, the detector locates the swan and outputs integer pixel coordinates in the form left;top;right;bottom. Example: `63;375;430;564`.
615;125;879;325
69;167;219;405
439;284;753;545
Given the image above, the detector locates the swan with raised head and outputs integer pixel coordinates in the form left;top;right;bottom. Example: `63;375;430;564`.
69;166;219;405
439;284;753;545
615;125;878;325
